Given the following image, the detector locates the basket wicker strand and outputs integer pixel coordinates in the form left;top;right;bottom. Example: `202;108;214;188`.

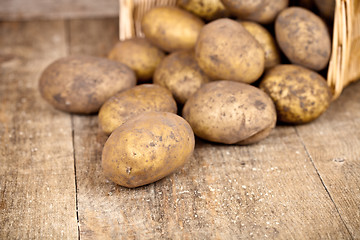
119;0;360;99
327;0;360;99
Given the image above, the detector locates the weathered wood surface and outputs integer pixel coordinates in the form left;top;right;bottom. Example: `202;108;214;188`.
0;18;359;239
0;0;119;20
69;19;356;239
0;21;78;239
295;82;360;239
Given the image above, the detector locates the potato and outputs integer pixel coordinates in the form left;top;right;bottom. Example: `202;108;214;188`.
241;21;281;69
102;111;195;188
259;64;332;124
221;0;264;17
39;55;136;114
182;81;276;144
98;84;177;135
154;50;210;104
177;0;229;21
195;19;265;84
108;38;165;82
242;0;288;24
141;7;204;52
275;7;331;71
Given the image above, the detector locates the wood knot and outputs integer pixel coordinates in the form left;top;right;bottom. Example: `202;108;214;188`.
332;157;345;163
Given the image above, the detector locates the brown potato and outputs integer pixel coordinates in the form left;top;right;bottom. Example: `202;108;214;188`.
98;84;177;135
259;64;332;124
275;7;331;71
237;126;274;145
195;19;265;84
241;21;281;69
221;0;264;17
108;38;165;82
141;7;204;52
177;0;229;21
242;0;288;24
154;50;210;104
39;55;136;114
182;81;276;144
102;111;195;188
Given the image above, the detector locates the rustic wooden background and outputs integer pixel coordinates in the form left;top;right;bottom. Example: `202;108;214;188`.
0;0;119;20
1;3;360;239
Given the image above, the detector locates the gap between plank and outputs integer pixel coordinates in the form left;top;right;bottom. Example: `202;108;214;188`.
71;116;81;240
65;19;81;240
293;127;354;239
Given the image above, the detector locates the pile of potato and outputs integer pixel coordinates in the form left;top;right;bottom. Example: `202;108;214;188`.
39;0;334;188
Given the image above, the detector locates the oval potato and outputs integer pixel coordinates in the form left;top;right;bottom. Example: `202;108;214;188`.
241;21;281;69
182;81;276;144
259;64;332;124
108;38;165;82
195;19;265;84
39;55;136;114
221;0;264;17
141;7;204;52
275;7;331;71
98;84;177;135
154;50;210;104
242;0;288;24
177;0;229;21
102;111;195;188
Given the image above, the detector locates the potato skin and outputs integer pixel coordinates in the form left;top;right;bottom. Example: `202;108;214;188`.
259;64;332;124
177;0;229;21
102;112;195;188
241;21;281;69
275;7;331;71
182;81;276;144
221;0;264;17
141;7;204;52
108;38;165;82
39;55;136;114
195;19;265;84
98;84;177;135
242;0;288;24
154;50;210;104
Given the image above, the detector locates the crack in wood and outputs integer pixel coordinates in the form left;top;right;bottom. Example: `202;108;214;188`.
293;126;354;240
67;20;80;240
71;116;81;240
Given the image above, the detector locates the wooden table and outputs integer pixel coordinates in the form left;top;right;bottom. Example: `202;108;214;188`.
1;17;359;239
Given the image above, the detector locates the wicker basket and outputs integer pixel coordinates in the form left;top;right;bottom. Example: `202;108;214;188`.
118;0;360;99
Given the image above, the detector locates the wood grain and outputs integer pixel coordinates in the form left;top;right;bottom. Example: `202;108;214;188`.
69;18;352;239
0;0;118;20
69;18;119;57
0;21;78;239
1;17;358;239
295;80;360;239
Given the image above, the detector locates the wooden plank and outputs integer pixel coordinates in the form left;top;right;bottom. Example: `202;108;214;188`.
0;21;78;239
0;0;118;21
69;18;351;239
295;80;360;239
69;18;119;57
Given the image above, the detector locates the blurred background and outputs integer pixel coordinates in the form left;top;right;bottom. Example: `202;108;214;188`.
0;0;119;20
